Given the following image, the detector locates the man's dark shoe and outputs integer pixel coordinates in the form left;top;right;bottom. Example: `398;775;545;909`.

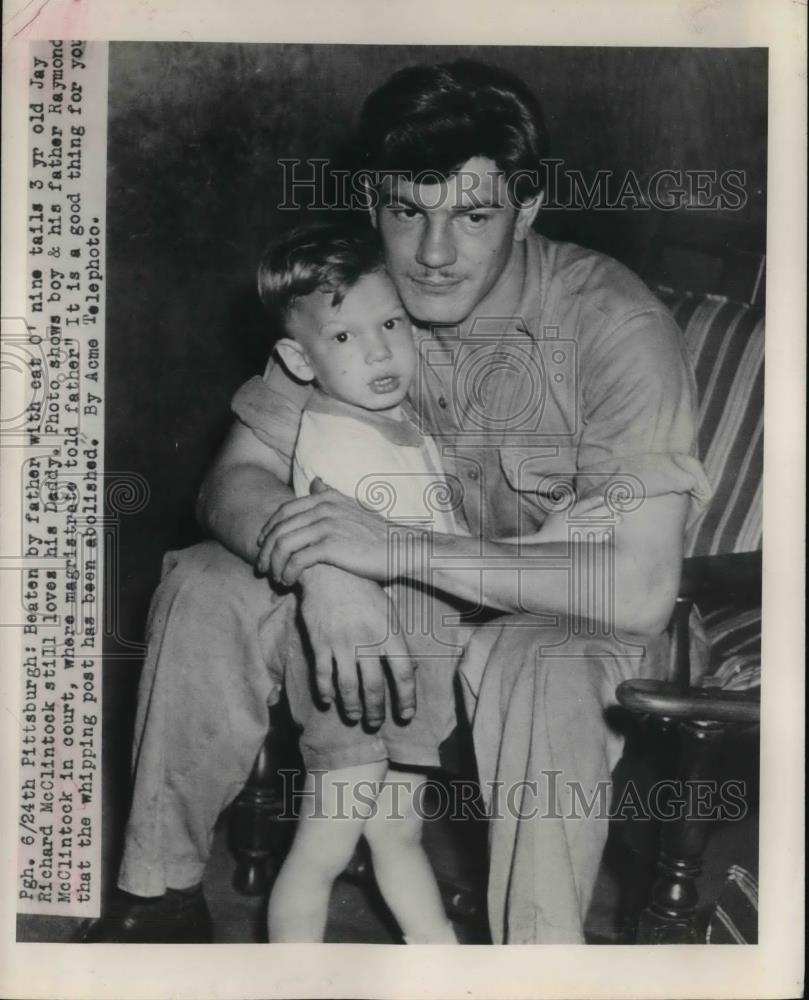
74;886;213;943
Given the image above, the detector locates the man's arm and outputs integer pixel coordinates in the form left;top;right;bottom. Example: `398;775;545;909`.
260;485;687;637
427;492;687;636
196;420;294;562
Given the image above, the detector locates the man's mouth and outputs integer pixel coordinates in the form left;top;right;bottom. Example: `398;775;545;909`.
369;375;401;394
410;276;463;293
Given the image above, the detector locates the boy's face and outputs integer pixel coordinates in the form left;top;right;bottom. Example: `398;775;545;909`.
284;269;417;412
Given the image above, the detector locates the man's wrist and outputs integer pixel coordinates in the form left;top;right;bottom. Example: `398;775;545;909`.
297;564;329;589
383;523;436;585
297;563;360;591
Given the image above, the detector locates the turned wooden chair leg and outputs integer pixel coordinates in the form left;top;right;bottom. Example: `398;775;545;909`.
230;733;286;895
637;719;726;943
611;716;676;941
230;702;301;896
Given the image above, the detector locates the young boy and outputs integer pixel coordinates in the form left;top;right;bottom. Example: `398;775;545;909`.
255;222;614;944
257;223;465;944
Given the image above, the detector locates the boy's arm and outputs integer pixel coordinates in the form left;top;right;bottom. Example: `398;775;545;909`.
196;419;417;726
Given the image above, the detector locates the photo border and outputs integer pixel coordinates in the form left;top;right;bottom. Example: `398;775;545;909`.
1;1;804;998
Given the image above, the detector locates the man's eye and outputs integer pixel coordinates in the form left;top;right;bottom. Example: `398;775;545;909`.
465;212;490;226
392;208;420;222
334;332;349;343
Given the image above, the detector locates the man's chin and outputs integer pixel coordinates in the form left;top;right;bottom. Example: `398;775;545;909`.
403;295;471;328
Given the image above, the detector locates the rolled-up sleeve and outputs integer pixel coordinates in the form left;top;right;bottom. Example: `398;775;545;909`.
576;307;713;523
230;354;312;464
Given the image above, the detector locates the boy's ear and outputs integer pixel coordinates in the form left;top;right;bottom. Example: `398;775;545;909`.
275;338;315;383
513;191;543;242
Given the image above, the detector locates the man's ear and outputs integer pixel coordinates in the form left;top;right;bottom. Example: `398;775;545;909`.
275;338;315;383
513;191;544;242
362;177;379;230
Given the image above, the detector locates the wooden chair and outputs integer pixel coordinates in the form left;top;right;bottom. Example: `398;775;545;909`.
616;279;764;943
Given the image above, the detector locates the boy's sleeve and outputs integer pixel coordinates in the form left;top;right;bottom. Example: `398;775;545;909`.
230;354;312;464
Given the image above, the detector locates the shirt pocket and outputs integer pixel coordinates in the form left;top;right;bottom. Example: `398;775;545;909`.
498;445;578;512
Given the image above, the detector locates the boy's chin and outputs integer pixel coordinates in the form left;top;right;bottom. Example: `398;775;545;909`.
363;387;409;411
365;396;406;412
331;389;407;412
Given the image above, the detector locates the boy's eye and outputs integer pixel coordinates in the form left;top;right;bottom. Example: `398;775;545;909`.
334;332;349;344
382;317;401;331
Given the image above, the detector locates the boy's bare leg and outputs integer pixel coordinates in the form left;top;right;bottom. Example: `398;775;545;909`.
364;770;457;944
267;761;388;942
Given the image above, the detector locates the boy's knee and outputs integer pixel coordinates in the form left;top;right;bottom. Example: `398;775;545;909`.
364;808;422;856
290;824;359;881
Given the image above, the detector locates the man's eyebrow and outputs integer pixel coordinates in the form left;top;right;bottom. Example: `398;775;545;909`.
457;196;504;211
386;191;504;211
385;192;423;210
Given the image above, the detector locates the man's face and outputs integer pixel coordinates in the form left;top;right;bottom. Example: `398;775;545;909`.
285;269;417;412
372;156;537;326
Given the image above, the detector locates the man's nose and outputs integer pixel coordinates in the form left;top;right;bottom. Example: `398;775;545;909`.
416;217;457;270
365;330;393;364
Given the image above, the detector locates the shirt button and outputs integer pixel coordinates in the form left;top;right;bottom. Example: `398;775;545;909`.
437;396;448;409
467;469;479;481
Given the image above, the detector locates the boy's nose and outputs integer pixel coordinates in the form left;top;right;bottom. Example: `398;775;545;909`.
416;217;457;270
365;332;393;363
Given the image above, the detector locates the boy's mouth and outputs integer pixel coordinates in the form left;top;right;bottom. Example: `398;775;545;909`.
369;375;401;394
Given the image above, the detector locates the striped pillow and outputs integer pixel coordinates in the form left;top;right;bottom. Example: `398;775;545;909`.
659;293;764;557
706;865;758;944
699;603;761;691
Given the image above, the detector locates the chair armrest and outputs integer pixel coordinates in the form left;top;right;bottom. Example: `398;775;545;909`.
678;551;762;604
616;678;760;725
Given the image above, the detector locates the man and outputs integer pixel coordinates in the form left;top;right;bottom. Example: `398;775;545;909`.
81;59;710;944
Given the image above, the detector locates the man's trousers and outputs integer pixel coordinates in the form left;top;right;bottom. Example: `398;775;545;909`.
117;540;668;943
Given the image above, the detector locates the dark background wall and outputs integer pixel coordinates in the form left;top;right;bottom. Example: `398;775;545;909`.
102;43;767;881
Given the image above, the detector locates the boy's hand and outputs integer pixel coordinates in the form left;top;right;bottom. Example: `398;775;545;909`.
297;564;416;727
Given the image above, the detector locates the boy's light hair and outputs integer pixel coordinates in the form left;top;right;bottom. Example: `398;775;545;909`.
257;222;385;325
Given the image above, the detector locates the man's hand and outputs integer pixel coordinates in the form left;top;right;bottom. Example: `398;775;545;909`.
256;478;404;586
297;564;416;726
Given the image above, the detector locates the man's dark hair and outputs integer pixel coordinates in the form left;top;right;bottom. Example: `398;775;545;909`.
257;222;385;323
356;59;549;204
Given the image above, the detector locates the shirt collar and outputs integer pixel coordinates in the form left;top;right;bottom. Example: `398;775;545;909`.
305;388;424;447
